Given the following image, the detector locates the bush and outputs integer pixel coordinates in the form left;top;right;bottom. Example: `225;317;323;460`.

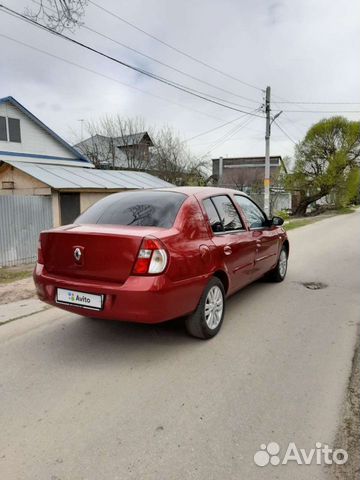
274;209;290;221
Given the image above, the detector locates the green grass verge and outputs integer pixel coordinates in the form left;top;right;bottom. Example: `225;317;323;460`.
285;207;357;231
0;268;33;284
285;219;314;230
335;207;355;215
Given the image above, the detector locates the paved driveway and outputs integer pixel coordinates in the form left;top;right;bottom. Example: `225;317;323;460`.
0;211;359;479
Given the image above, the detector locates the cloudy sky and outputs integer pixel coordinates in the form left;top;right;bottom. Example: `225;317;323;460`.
0;0;359;162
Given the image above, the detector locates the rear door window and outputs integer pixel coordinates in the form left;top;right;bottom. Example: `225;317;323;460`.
203;195;244;233
212;195;244;231
77;191;186;228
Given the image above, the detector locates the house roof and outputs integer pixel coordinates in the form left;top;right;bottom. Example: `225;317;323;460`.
3;160;173;190
0;153;94;168
76;132;154;150
0;96;90;164
116;132;153;147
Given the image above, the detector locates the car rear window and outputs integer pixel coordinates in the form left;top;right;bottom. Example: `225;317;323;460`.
76;191;186;228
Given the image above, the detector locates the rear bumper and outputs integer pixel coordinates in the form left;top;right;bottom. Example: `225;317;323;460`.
33;263;208;324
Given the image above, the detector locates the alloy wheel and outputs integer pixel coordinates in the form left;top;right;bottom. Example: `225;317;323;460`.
204;285;224;329
279;249;287;278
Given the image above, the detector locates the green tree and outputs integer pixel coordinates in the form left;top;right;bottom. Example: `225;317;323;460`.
286;116;360;216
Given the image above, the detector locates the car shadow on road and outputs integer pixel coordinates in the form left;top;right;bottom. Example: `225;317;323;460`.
30;278;280;367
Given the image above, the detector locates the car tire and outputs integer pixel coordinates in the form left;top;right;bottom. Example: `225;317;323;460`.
185;277;225;339
268;246;288;282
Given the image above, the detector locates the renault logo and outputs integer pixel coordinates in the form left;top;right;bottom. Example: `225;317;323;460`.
74;247;82;262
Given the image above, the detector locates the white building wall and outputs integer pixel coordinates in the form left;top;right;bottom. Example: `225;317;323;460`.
0;102;77;159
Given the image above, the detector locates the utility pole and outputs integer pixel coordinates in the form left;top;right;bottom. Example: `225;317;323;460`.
264;87;282;217
218;156;223;185
264;86;271;217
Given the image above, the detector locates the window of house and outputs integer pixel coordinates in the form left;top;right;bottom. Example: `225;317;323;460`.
0;116;7;141
8;118;21;142
0;117;21;143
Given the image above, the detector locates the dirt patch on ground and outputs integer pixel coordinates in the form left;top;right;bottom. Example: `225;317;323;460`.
328;334;360;479
0;276;36;305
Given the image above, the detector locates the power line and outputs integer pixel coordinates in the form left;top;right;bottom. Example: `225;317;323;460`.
272;103;307;136
0;4;264;118
201;115;257;157
272;87;360;113
185;113;251;142
191;133;263;146
0;33;230;123
274;100;360;105
283;109;360;114
29;1;360;109
82;26;259;107
88;0;264;93
29;0;260;106
273;120;297;145
93;2;360;112
271;91;360;114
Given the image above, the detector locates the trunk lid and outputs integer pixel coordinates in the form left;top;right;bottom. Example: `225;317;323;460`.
41;224;173;283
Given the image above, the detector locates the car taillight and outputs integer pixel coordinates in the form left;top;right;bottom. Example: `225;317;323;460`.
132;237;168;275
37;239;44;264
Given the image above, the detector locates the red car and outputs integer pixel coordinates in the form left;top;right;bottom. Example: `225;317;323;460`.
34;187;289;339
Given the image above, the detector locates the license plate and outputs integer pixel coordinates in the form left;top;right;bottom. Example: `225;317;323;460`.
56;288;103;311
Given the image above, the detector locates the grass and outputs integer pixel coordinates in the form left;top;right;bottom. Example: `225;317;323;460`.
284;207;357;231
284;219;314;230
0;266;33;284
335;206;355;215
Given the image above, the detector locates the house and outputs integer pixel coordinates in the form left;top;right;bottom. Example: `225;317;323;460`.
212;155;285;192
0;96;171;266
211;155;291;212
75;131;154;169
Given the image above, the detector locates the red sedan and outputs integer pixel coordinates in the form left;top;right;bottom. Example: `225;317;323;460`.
34;187;289;339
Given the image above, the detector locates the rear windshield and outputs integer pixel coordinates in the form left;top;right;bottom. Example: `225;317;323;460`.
76;191;186;228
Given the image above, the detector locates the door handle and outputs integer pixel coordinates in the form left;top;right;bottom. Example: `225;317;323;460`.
224;245;232;256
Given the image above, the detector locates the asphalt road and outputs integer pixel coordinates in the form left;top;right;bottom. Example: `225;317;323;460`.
1;211;359;480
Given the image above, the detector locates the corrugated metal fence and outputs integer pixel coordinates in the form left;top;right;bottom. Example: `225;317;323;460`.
0;195;52;267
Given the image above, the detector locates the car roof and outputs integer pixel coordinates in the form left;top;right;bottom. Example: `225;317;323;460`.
154;186;249;199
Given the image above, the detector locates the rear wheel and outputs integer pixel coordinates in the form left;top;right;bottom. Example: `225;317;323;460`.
185;277;225;339
268;246;288;282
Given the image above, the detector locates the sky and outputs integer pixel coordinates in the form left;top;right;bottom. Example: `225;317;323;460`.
0;0;359;165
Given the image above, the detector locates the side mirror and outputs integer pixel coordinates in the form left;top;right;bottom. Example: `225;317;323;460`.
212;221;223;233
271;216;284;226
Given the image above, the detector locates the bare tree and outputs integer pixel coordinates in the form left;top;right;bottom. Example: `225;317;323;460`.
115;117;152;170
24;0;88;32
76;115;151;170
74;116;208;185
151;126;208;185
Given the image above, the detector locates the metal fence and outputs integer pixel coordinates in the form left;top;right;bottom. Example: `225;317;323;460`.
0;195;53;267
250;192;292;214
